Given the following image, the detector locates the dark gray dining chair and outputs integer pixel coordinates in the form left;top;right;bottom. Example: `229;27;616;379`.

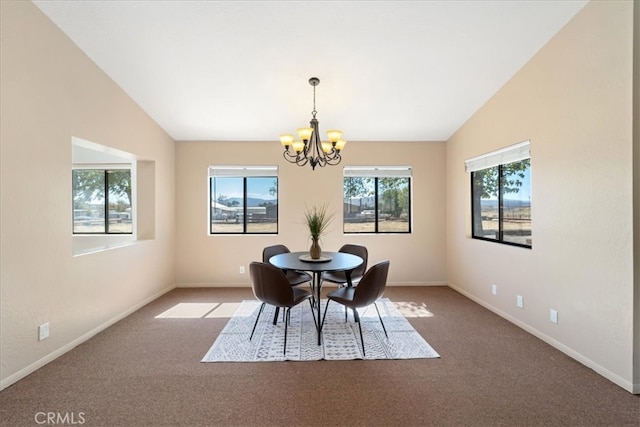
320;260;390;356
249;262;315;355
263;244;312;286
262;244;312;324
321;244;368;321
321;244;368;288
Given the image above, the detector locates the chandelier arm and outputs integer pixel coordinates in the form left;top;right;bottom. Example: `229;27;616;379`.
303;140;311;158
310;119;322;167
323;148;339;161
297;149;310;166
296;155;310;167
283;148;297;161
315;154;326;168
326;153;342;166
283;149;309;166
283;151;296;162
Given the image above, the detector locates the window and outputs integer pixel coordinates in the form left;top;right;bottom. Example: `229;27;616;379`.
209;166;278;234
343;166;411;233
466;141;531;248
72;137;148;255
72;167;132;234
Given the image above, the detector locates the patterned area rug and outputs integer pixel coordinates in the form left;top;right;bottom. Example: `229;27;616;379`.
201;298;440;362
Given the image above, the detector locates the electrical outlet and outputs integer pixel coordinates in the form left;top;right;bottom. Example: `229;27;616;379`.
38;323;50;341
516;295;524;308
239;266;245;274
491;284;497;295
550;309;558;324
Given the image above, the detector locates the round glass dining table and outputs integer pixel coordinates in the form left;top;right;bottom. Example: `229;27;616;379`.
269;251;363;345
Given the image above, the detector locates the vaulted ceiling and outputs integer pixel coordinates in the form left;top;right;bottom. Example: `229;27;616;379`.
34;1;588;142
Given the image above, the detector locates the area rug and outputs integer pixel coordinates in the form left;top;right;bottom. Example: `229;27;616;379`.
201;298;440;362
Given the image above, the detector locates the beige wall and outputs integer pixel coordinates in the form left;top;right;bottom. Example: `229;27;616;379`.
446;1;636;392
175;140;446;287
0;2;176;388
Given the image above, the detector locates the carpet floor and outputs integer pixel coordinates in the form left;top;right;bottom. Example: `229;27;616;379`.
0;286;638;426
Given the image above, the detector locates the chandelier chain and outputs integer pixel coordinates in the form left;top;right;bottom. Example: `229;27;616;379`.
311;83;317;118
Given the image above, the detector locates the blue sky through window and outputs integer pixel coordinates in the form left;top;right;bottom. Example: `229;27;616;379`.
211;177;277;202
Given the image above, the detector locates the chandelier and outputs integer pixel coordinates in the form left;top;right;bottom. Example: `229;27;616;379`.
279;77;347;170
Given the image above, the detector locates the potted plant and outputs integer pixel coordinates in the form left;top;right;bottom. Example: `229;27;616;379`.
303;204;334;259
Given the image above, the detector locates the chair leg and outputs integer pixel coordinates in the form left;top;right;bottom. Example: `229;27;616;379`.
250;303;265;341
353;308;365;356
320;299;331;333
272;307;280;325
284;307;290;355
308;297;318;329
374;302;388;339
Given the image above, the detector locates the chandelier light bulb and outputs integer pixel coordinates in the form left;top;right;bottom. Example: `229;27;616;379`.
292;141;305;153
297;127;313;141
280;134;294;147
326;130;343;143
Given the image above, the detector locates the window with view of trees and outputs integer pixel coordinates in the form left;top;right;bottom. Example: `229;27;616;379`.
72;168;132;234
209;166;278;234
343;167;411;233
467;141;531;248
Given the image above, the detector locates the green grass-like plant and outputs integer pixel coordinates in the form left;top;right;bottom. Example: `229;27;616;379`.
304;204;334;239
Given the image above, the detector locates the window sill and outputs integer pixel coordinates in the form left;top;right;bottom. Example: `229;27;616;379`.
73;235;137;256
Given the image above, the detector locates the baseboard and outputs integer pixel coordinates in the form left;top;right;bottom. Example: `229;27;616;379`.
175;281;447;288
0;284;175;391
389;281;447;287
175;282;250;288
447;283;637;394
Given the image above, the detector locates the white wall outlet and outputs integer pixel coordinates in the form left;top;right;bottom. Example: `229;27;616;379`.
239;265;245;274
516;295;524;308
38;322;50;341
491;284;497;295
550;309;558;324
